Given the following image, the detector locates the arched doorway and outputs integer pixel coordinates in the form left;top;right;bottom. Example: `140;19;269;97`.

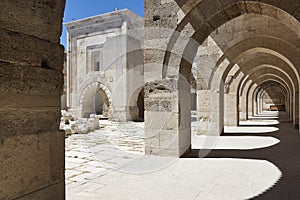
129;87;145;122
94;88;110;118
80;82;112;118
137;88;145;121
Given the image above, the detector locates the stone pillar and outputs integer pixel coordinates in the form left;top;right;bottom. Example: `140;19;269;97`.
259;95;263;113
254;93;260;116
247;92;253;118
239;95;247;121
224;93;238;126
197;90;210;135
285;95;290;118
294;92;299;129
112;73;128;121
253;97;257;116
246;94;252;120
178;77;192;155
290;94;294;121
197;89;223;135
144;79;191;157
0;1;65;199
256;97;260;114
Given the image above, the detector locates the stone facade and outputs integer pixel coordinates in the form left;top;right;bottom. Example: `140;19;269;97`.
65;9;144;122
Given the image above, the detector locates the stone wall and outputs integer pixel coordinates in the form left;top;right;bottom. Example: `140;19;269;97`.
0;0;65;199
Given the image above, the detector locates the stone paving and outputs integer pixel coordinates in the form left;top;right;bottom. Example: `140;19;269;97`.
66;111;300;200
65;120;144;185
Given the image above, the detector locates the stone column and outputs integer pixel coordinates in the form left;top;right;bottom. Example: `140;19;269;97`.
239;95;247;121
224;93;238;126
290;94;294;121
0;0;65;199
257;93;263;114
294;92;299;129
253;97;257;116
285;95;290;118
246;94;252;120
247;92;253;118
197;89;223;135
144;78;191;157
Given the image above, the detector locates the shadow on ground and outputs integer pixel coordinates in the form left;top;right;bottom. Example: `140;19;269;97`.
183;112;300;200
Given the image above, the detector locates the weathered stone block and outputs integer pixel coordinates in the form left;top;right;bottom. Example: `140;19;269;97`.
164;113;179;130
159;130;177;148
0;0;65;43
145;146;178;157
145;99;160;111
49;131;65;182
0;131;65;200
15;181;65;200
0;62;63;95
0;1;65;199
0;29;64;71
0;93;60;109
144;49;166;64
0;108;61;140
144;133;160;148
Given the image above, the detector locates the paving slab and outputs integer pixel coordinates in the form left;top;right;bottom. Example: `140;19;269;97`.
66;112;300;199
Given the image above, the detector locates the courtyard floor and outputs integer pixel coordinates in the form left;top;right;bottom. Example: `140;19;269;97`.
65;111;300;200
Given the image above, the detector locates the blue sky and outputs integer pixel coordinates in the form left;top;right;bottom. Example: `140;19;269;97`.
60;0;144;48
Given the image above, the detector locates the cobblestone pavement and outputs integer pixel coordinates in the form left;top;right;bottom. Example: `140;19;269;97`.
66;112;300;200
65;120;144;185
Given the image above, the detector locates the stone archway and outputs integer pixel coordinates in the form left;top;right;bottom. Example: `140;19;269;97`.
137;88;145;121
144;0;300;157
261;83;287;111
94;88;110;117
128;87;145;122
79;82;112;118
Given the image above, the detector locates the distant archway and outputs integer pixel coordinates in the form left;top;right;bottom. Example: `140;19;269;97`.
79;82;112;118
94;88;110;117
129;87;144;122
137;88;145;121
